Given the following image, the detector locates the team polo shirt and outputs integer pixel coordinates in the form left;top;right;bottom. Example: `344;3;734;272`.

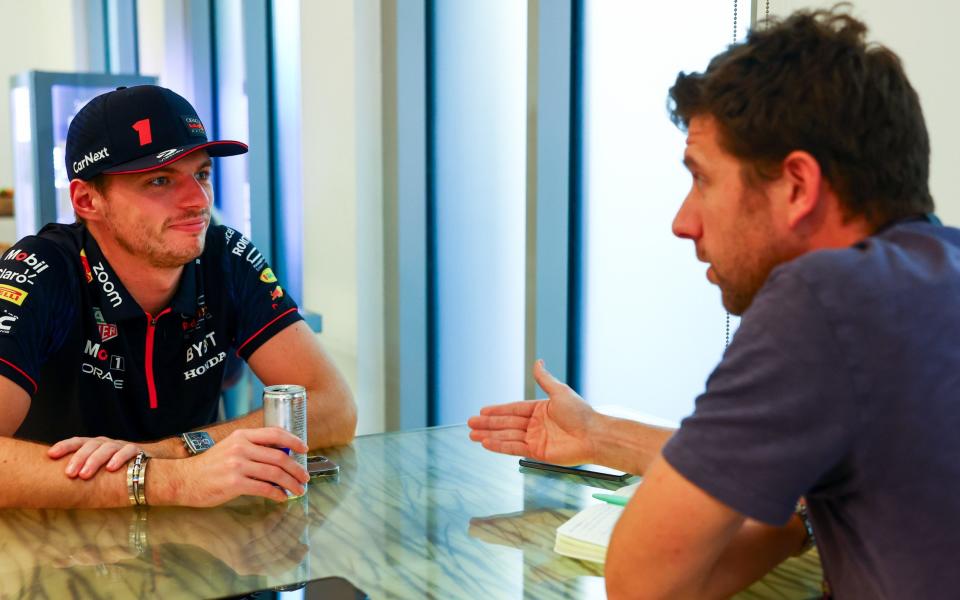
0;223;303;444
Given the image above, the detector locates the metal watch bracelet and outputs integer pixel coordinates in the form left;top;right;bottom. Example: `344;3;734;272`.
795;498;816;555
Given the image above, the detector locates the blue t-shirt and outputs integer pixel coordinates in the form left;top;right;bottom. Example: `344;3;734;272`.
663;219;960;599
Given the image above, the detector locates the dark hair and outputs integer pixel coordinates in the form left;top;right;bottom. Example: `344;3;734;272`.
668;6;933;226
87;174;110;197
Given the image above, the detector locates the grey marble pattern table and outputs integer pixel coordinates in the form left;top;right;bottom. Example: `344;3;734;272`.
0;425;822;599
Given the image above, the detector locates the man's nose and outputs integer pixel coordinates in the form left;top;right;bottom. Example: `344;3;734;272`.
180;176;212;208
672;192;701;241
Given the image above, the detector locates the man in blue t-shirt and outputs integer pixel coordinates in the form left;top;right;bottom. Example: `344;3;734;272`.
0;86;356;509
469;8;960;599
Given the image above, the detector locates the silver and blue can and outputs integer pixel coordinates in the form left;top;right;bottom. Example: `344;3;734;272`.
262;384;308;498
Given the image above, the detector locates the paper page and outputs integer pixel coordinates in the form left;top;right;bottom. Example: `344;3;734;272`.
556;504;624;547
557;482;641;546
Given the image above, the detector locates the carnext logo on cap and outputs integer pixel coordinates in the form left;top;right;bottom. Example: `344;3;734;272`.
73;147;110;173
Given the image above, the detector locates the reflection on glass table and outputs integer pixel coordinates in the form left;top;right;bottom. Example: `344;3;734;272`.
0;426;821;599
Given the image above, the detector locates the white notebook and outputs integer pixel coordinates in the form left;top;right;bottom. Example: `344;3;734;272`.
554;482;641;564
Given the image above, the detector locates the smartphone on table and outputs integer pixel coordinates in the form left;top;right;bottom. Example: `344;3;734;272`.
307;455;339;477
519;458;631;482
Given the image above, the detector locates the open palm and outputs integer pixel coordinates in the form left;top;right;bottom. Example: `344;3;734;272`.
468;360;598;466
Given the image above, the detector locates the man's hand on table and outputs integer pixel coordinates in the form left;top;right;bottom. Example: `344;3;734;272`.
48;433;188;479
149;427;310;506
48;427;311;506
468;360;600;466
48;436;147;479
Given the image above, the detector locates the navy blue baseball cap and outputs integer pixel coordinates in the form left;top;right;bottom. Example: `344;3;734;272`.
65;85;247;181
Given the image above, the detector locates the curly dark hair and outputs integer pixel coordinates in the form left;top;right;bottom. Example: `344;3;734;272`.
668;6;933;227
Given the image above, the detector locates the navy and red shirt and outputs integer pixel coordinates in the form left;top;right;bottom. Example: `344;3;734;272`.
0;223;302;444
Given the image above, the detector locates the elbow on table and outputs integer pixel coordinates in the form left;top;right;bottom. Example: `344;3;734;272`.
329;387;358;446
605;540;682;600
338;397;358;445
606;571;681;600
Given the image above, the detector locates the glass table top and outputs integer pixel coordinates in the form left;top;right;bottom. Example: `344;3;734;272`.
0;425;822;599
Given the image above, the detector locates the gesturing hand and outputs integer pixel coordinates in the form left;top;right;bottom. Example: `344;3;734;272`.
468;360;599;466
48;436;144;479
158;427;310;507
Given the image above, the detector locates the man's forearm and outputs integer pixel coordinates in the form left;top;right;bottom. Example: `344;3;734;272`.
591;415;674;475
700;517;809;597
606;516;807;600
168;382;355;452
303;383;356;448
0;437;130;509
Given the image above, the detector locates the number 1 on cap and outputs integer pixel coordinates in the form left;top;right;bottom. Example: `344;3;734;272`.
132;118;153;146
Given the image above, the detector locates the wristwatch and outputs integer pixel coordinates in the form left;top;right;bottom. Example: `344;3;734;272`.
794;498;816;555
181;431;215;455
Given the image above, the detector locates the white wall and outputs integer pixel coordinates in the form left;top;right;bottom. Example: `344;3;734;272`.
300;0;385;435
432;0;528;425
771;0;960;225
0;0;78;189
136;0;166;85
579;0;741;424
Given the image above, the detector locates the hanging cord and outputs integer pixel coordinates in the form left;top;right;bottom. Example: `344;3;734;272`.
726;0;740;349
725;0;771;351
732;0;739;43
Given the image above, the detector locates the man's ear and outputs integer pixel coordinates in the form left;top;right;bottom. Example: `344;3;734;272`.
70;179;104;222
778;151;824;230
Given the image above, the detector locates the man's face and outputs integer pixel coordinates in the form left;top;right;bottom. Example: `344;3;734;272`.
673;116;793;315
96;151;213;269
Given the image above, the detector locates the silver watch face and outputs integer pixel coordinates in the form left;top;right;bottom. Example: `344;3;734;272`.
184;431;214;453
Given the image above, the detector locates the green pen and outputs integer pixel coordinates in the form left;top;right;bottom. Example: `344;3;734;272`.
592;493;629;506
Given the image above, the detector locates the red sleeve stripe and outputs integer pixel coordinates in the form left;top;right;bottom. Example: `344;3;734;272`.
236;308;299;356
0;357;38;394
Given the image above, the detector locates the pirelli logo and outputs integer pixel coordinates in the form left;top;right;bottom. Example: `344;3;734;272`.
0;284;27;306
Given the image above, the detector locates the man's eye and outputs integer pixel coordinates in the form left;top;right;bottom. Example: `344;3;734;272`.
148;176;169;186
196;170;211;182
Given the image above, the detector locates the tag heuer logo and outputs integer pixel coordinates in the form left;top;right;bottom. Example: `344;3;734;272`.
93;307;118;341
98;323;118;342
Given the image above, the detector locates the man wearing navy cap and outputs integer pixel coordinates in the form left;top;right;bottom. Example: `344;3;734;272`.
0;85;356;508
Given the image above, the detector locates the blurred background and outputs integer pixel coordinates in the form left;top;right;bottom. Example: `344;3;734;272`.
1;0;956;436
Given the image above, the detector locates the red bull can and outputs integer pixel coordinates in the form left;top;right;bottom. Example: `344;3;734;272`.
262;384;308;498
